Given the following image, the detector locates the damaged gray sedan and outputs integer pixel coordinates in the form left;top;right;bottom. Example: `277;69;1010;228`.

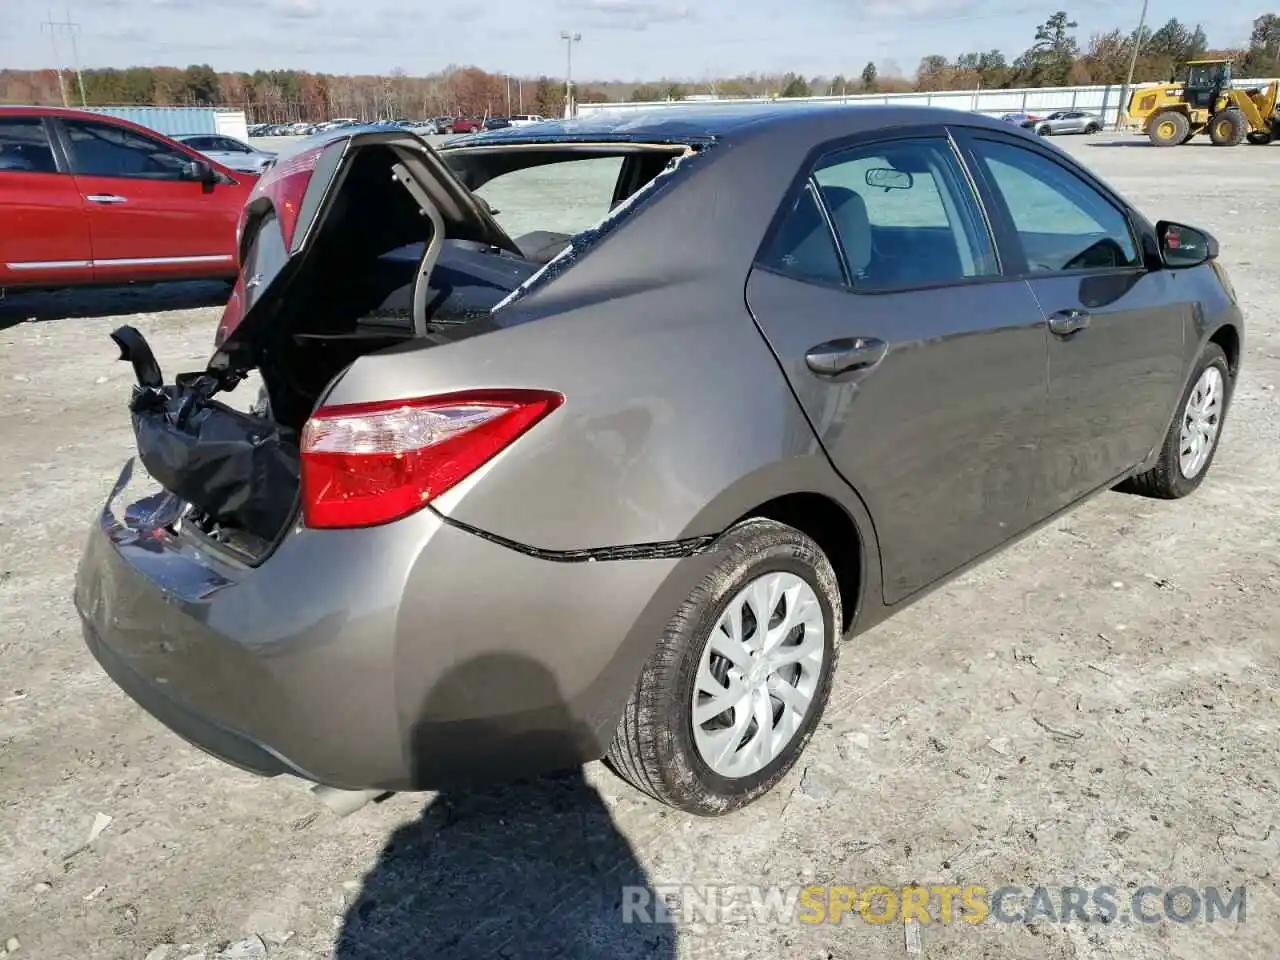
76;106;1243;815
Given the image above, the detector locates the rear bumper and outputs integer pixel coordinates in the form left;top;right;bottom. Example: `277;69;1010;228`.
75;460;711;791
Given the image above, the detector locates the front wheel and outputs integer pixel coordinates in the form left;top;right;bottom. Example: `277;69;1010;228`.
1209;110;1246;146
1119;342;1232;499
1084;123;1100;134
607;518;841;815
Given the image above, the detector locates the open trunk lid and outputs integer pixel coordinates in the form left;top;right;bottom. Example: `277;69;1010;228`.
110;130;525;559
212;128;520;374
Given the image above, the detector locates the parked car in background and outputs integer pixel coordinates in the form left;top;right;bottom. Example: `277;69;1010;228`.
483;116;512;131
447;117;483;134
77;105;1242;817
508;114;548;127
1001;112;1041;125
1027;110;1103;136
174;133;277;174
0;106;256;292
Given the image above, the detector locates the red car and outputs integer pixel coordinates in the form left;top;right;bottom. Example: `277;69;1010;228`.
447;117;483;134
0;106;257;292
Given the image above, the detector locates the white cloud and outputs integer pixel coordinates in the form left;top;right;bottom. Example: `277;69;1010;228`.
271;0;324;18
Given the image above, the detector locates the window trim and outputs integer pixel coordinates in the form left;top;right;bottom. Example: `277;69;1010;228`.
0;115;66;175
753;124;1009;296
952;128;1147;280
54;117;199;182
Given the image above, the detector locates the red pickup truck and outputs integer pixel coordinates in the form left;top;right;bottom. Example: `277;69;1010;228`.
0;106;256;292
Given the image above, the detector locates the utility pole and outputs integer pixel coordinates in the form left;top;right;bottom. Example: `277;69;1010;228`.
43;10;87;106
1116;0;1149;130
41;12;69;107
560;31;581;118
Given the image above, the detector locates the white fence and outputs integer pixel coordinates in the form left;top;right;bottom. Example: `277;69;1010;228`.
578;79;1278;125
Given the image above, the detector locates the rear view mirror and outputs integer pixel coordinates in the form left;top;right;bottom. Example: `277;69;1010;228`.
1157;220;1217;268
865;168;913;191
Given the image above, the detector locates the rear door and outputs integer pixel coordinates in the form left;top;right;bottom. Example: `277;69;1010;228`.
0;115;94;286
958;131;1186;511
53;117;241;280
745;130;1050;605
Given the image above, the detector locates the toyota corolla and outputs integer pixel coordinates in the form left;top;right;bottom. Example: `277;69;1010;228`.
75;105;1242;815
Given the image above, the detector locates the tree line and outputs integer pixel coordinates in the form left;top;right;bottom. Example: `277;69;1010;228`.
3;13;1279;122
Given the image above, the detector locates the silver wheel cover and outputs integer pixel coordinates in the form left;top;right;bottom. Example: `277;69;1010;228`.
691;571;827;779
1179;366;1224;480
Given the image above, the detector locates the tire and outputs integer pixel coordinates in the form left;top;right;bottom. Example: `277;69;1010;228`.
1247;131;1272;145
606;518;841;815
1037;125;1051;136
1085;123;1100;134
1119;343;1232;500
1208;110;1246;146
1148;110;1189;146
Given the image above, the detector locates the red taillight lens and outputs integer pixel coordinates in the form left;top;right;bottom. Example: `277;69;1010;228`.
300;390;563;529
249;142;326;251
215;272;246;347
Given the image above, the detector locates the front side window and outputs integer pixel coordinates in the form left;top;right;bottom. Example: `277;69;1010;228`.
972;139;1140;273
0;117;57;173
63;120;192;180
811;137;998;291
213;137;252;153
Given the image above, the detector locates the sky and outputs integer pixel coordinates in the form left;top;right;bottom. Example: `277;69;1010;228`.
0;0;1264;81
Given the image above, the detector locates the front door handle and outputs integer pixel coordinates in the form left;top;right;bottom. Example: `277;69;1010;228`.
1047;309;1090;337
86;194;128;204
805;337;888;378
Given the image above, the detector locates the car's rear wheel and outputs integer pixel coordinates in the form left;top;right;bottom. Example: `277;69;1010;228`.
1119;342;1231;499
607;518;840;815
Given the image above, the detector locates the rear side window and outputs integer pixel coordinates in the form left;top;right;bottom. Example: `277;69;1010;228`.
971;139;1140;273
812;138;998;291
0;117;57;174
757;183;845;285
62;120;191;180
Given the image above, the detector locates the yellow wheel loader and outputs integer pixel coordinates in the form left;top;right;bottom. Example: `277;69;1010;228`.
1126;59;1280;147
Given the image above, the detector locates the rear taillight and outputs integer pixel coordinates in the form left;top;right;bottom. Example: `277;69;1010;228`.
300;390;563;529
248;142;327;251
215;272;246;348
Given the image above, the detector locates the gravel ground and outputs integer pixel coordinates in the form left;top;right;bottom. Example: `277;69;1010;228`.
1;133;1278;960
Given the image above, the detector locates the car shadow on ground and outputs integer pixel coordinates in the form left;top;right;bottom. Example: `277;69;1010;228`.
335;654;677;960
0;281;230;330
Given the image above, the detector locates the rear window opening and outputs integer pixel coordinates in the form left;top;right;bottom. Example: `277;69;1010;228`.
128;137;695;561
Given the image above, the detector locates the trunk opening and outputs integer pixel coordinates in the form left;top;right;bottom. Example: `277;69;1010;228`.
122;136;695;561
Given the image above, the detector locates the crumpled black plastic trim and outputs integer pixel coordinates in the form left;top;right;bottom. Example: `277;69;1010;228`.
436;511;717;563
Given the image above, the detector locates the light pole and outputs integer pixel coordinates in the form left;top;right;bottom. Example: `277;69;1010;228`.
1116;0;1149;130
560;31;581;118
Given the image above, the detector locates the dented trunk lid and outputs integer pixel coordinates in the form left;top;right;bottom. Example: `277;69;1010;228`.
211;128;520;373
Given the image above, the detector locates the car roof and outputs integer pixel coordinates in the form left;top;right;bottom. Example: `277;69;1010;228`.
446;103;1013;147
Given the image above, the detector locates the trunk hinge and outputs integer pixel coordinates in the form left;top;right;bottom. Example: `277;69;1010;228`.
389;160;446;339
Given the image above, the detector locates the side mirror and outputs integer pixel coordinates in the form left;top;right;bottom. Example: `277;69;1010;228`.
183;159;217;184
1156;220;1217;268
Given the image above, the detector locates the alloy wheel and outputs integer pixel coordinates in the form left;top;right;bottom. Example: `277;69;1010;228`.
691;571;826;779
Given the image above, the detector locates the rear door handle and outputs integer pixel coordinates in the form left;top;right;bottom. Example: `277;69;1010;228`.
1047;309;1090;337
86;194;127;204
805;337;888;378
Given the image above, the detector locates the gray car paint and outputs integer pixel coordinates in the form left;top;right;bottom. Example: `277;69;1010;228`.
75;104;1243;793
